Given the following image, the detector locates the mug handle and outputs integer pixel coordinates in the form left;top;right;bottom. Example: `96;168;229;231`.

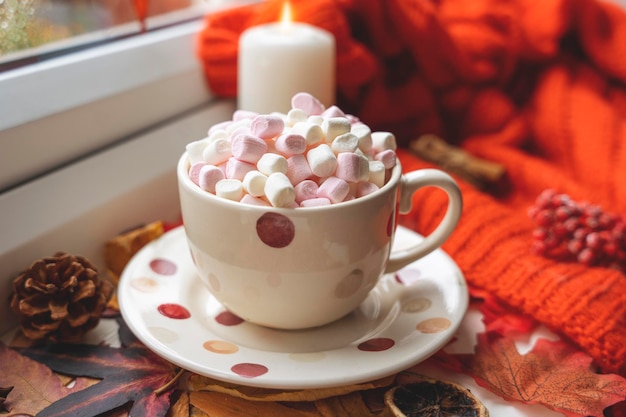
385;169;463;273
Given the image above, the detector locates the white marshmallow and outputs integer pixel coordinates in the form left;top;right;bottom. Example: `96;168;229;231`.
368;160;386;188
331;132;359;154
215;179;244;201
351;123;373;153
186;138;210;164
208;129;229;143
286;108;308;126
202;138;232;165
257;153;288;175
322;117;351;143
307;144;337;178
292;122;324;146
307;115;325;126
371;131;397;152
243;170;268;197
265;172;296;208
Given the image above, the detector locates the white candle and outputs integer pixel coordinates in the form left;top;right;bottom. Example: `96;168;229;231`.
237;7;335;114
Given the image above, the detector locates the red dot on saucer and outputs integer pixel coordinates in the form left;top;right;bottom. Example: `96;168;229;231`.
358;337;395;352
150;258;177;275
157;303;190;319
215;311;244;326
231;363;268;378
256;212;295;248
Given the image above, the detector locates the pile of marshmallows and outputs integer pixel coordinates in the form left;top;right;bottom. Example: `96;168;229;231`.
186;93;397;208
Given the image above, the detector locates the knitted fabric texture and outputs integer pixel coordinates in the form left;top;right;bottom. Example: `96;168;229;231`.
197;0;626;377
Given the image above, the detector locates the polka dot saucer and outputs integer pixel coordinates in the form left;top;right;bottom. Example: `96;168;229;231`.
118;225;468;389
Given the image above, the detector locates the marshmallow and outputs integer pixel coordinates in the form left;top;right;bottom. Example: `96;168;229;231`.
226;118;251;135
208;120;232;136
208;129;229;142
307;144;337;178
199;165;225;193
231;134;268;164
375;149;397;169
336;152;365;183
188;161;207;185
356;182;379;197
243;170;268;197
287;108;308;126
186;138;209;164
257;152;288;175
274;133;307;156
225;157;256;180
351;123;373;153
241;194;271;206
294;179;319;203
292;122;324;146
322;117;351;143
250;114;285;139
265;172;296;208
215;179;244;201
331;132;359;154
307;115;325;126
233;109;257;122
286;154;314;184
317;176;350;203
291;92;325;116
300;197;331;207
322;105;346;119
202;137;232;165
371;131;397;152
368;160;386;188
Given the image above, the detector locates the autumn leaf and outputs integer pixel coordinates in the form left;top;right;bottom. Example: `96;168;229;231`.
431;332;626;416
0;342;78;415
18;317;181;417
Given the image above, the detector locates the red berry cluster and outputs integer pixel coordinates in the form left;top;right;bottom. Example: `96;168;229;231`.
528;189;626;272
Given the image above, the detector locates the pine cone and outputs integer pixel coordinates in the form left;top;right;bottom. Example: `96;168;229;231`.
10;252;113;342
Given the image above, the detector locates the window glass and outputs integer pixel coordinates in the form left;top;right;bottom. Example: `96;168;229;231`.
0;0;218;71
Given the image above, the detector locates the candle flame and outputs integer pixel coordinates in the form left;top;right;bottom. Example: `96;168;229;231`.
280;1;293;29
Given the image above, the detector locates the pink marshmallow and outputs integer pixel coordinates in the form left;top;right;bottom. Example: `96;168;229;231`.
356;182;379;197
375;149;397;169
250;114;285;139
188;161;207;186
294;179;319;204
335;152;362;183
233;109;258;122
291;92;325;116
198;165;225;193
286;154;314;184
299;197;331;207
274;133;307;156
317;176;350;203
231;134;268;164
225;157;256;180
321;105;346;118
240;194;271;206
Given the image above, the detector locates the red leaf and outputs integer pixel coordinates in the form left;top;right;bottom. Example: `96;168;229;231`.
18;340;178;417
0;342;87;415
432;332;626;416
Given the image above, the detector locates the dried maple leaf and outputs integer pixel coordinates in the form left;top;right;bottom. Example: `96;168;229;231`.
18;317;181;417
0;342;78;415
432;332;626;416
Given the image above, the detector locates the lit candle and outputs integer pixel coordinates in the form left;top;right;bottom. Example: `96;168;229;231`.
237;2;336;114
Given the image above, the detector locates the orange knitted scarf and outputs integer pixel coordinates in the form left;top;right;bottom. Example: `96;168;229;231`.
197;0;626;378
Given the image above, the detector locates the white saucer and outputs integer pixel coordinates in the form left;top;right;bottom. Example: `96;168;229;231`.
118;225;468;389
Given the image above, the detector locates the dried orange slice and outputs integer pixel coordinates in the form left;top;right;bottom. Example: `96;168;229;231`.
384;374;489;417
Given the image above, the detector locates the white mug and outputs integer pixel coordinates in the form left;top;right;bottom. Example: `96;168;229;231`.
177;153;462;329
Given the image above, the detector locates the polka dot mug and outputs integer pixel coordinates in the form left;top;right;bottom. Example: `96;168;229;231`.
177;153;462;329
